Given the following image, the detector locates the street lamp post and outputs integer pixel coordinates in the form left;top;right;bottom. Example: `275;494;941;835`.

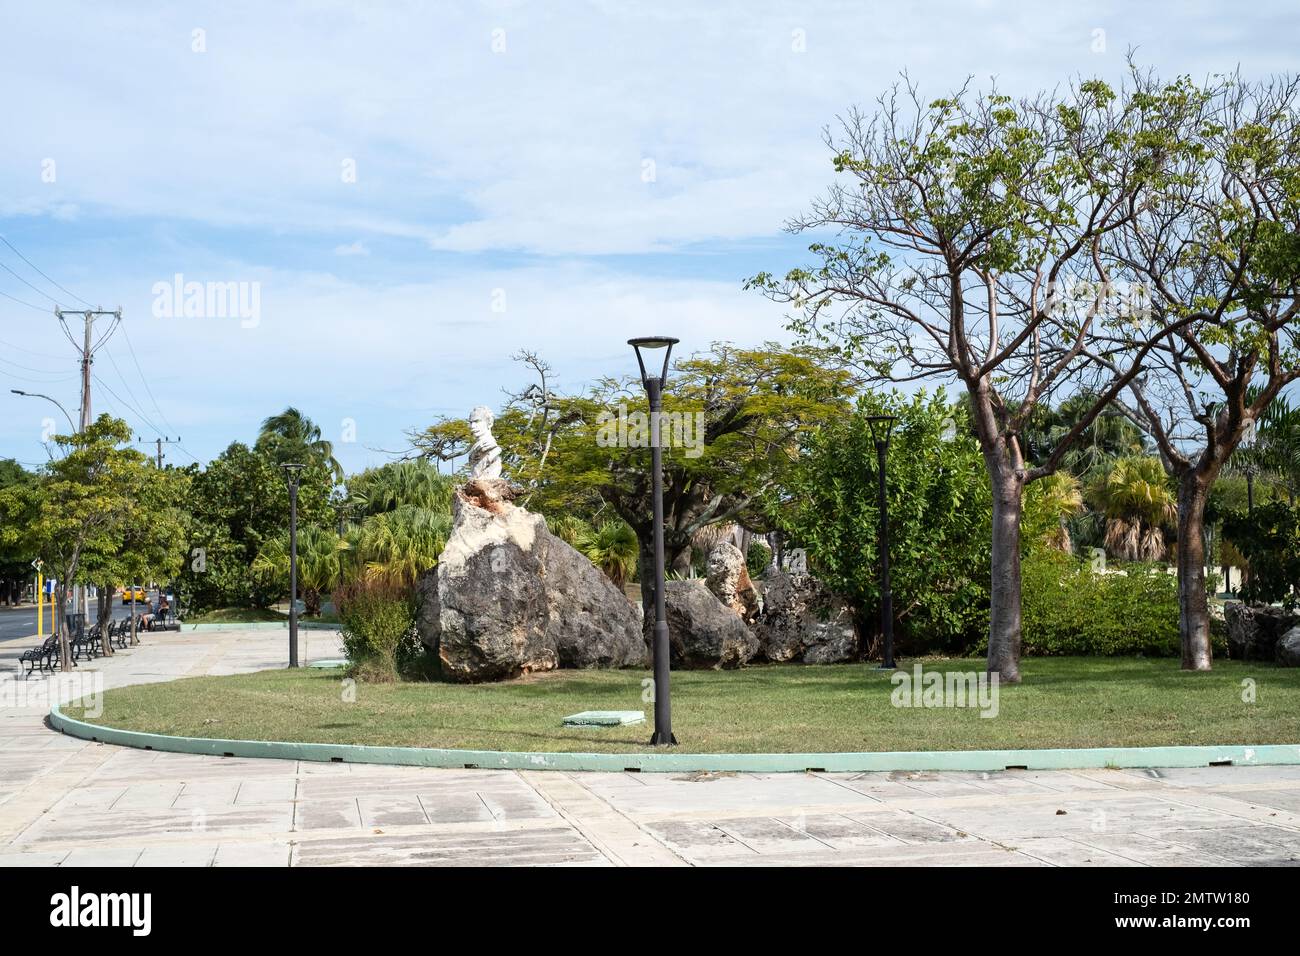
866;415;898;669
281;463;305;668
629;336;679;746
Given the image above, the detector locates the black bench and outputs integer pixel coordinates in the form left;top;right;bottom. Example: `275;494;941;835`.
18;635;59;677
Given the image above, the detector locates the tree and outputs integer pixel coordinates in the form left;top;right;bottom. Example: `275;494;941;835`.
1086;457;1177;561
412;344;855;616
1108;75;1300;668
256;407;344;482
0;460;36;606
178;441;333;611
770;389;992;655
576;519;639;589
750;70;1233;680
1222;501;1300;608
252;525;347;616
0;416;184;669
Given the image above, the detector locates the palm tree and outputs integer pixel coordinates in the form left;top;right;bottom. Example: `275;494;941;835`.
1025;471;1084;553
349;459;454;516
546;513;592;547
1088;457;1177;562
355;504;453;589
577;519;639;588
1229;393;1300;506
252;525;348;616
256;407;343;482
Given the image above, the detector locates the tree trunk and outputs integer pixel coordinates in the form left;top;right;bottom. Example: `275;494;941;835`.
987;474;1024;683
98;585;114;657
304;587;321;617
55;587;70;671
1176;472;1213;671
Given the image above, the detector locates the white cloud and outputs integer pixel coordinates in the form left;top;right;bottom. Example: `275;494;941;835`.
333;240;370;257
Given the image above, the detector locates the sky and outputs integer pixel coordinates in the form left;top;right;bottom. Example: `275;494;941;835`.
0;0;1296;473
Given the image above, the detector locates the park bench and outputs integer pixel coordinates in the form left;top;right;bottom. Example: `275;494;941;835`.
18;635;59;677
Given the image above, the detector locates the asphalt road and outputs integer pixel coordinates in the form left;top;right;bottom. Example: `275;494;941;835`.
0;598;151;643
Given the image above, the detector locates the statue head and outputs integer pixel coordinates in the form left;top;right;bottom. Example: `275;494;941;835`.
468;405;495;442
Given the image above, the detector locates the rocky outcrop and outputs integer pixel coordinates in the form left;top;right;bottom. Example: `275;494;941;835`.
704;542;759;623
648;580;759;669
753;570;858;664
1277;626;1300;667
1224;602;1300;662
417;479;645;681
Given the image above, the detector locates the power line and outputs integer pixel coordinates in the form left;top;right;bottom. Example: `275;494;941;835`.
0;259;61;305
0;234;94;308
117;324;179;437
0;288;46;312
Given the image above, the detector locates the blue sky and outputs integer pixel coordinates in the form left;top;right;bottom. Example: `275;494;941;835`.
1;1;1296;473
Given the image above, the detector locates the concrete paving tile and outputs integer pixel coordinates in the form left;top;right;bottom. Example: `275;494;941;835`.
0;850;69;866
357;793;429;827
61;846;146;866
233;778;297;805
296;797;363;830
1002;836;1146;866
136;844;217;867
213;841;291;866
292;826;605;866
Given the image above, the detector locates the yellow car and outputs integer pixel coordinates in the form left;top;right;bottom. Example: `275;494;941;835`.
121;585;147;604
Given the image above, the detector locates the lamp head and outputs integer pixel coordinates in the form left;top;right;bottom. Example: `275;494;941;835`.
628;336;679;388
280;462;306;488
866;414;898;447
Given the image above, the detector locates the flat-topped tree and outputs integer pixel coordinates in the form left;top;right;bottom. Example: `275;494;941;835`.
748;69;1212;681
1101;74;1300;670
412;344;855;617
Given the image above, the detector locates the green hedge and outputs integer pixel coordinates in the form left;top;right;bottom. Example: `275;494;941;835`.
989;552;1197;657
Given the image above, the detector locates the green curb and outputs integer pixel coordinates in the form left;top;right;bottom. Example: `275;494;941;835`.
47;703;1300;773
182;622;342;632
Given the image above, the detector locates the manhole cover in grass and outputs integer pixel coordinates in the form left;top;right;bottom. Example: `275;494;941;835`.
562;710;646;727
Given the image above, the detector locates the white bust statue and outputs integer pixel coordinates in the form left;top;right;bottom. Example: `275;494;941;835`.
467;405;502;480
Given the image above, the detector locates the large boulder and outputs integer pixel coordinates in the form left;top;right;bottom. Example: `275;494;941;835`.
649;580;759;668
1277;626;1300;667
704;542;759;623
417;479;645;681
753;570;858;664
1224;602;1300;661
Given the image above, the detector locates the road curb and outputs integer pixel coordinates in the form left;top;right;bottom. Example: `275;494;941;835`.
47;703;1300;773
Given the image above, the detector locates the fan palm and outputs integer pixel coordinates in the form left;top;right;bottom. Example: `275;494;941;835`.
355;504;453;589
251;525;348;616
547;513;592;547
1025;471;1084;552
256;407;343;482
1088;457;1177;562
349;459;455;516
576;519;639;588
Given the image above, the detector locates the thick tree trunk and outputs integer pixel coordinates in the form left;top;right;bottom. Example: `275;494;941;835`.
987;475;1025;683
1176;473;1213;671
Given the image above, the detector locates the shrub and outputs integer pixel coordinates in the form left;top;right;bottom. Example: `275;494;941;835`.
746;541;772;578
336;580;421;681
991;552;1225;657
1222;502;1300;608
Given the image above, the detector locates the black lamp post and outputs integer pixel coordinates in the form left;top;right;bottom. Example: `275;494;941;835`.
281;463;305;668
866;415;897;669
629;335;679;746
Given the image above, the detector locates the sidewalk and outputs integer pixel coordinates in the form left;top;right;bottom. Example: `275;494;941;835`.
2;629;1300;866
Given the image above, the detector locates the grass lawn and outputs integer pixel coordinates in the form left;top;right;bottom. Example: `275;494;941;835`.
182;607;287;624
64;657;1300;754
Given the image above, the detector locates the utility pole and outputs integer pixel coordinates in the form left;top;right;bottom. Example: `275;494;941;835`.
135;435;182;467
55;307;120;624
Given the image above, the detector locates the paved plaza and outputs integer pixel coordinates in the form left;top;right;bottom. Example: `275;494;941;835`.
2;628;1300;867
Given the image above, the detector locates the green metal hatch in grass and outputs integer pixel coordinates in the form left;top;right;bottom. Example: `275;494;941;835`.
562;710;646;727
